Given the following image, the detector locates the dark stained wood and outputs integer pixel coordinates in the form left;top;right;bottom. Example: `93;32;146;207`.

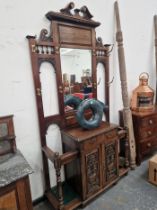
63;198;82;210
60;151;78;165
132;107;157;165
26;3;127;210
120;107;157;165
60;2;75;16
58;25;92;46
42;146;59;162
0;176;33;210
46;2;100;28
43;145;78;165
62;121;117;142
61;121;128;204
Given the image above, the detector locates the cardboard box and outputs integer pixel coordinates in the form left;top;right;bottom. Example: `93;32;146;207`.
148;154;157;185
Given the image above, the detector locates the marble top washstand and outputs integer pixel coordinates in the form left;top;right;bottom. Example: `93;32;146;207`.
0;150;33;187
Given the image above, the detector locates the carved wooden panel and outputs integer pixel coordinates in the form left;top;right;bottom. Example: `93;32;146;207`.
58;25;92;46
104;141;118;182
85;149;100;196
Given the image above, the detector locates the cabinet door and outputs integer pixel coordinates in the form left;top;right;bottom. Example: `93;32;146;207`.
0;190;19;210
0;177;33;210
103;139;119;185
83;147;101;199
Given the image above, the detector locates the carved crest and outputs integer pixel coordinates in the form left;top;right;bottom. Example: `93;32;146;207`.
39;29;53;42
80;6;93;19
60;2;75;15
60;2;93;20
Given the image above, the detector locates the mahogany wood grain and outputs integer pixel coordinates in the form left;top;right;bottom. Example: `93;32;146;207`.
132;110;157;165
26;3;125;210
58;25;92;46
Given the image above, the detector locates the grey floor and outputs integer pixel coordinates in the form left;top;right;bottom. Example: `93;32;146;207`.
34;158;157;210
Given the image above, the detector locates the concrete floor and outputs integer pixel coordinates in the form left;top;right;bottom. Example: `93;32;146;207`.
34;158;157;210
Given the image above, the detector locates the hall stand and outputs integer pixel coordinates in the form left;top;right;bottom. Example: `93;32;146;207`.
27;2;129;209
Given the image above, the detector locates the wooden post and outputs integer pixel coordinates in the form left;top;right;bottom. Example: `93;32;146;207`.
54;153;64;210
114;1;136;169
154;15;157;104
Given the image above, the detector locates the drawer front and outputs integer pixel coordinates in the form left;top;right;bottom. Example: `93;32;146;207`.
83;136;102;151
105;130;117;143
82;130;117;151
140;137;157;155
140;115;157;128
139;127;157;139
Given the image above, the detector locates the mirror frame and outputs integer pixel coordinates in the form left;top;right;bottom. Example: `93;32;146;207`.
27;2;112;134
27;1;113;193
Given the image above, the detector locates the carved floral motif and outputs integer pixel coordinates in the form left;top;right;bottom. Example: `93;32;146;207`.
86;150;100;194
105;142;117;181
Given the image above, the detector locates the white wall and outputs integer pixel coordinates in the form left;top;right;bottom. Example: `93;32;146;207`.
61;49;91;83
0;0;157;200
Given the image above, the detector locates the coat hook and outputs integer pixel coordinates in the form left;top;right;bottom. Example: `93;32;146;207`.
97;77;101;86
107;76;114;86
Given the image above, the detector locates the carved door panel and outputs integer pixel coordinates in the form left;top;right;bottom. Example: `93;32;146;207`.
83;147;101;199
103;139;119;185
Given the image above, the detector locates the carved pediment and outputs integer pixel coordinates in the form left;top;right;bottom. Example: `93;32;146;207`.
46;2;100;28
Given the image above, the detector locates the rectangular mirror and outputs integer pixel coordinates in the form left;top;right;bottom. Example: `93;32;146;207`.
60;48;92;112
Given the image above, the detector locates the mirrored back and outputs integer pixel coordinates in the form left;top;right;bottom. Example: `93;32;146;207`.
60;48;93;112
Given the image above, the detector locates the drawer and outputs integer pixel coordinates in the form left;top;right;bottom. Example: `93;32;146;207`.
83;135;104;151
105;130;117;141
140;137;157;155
139;127;157;139
82;130;117;151
140;116;157;128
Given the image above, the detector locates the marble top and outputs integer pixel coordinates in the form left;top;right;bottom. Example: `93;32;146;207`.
0;150;33;187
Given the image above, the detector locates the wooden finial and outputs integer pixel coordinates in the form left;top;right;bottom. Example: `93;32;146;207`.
60;2;75;15
80;5;93;19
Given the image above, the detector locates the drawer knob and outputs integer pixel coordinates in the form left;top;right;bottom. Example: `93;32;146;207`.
147;143;151;148
148;131;152;135
149;120;153;125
